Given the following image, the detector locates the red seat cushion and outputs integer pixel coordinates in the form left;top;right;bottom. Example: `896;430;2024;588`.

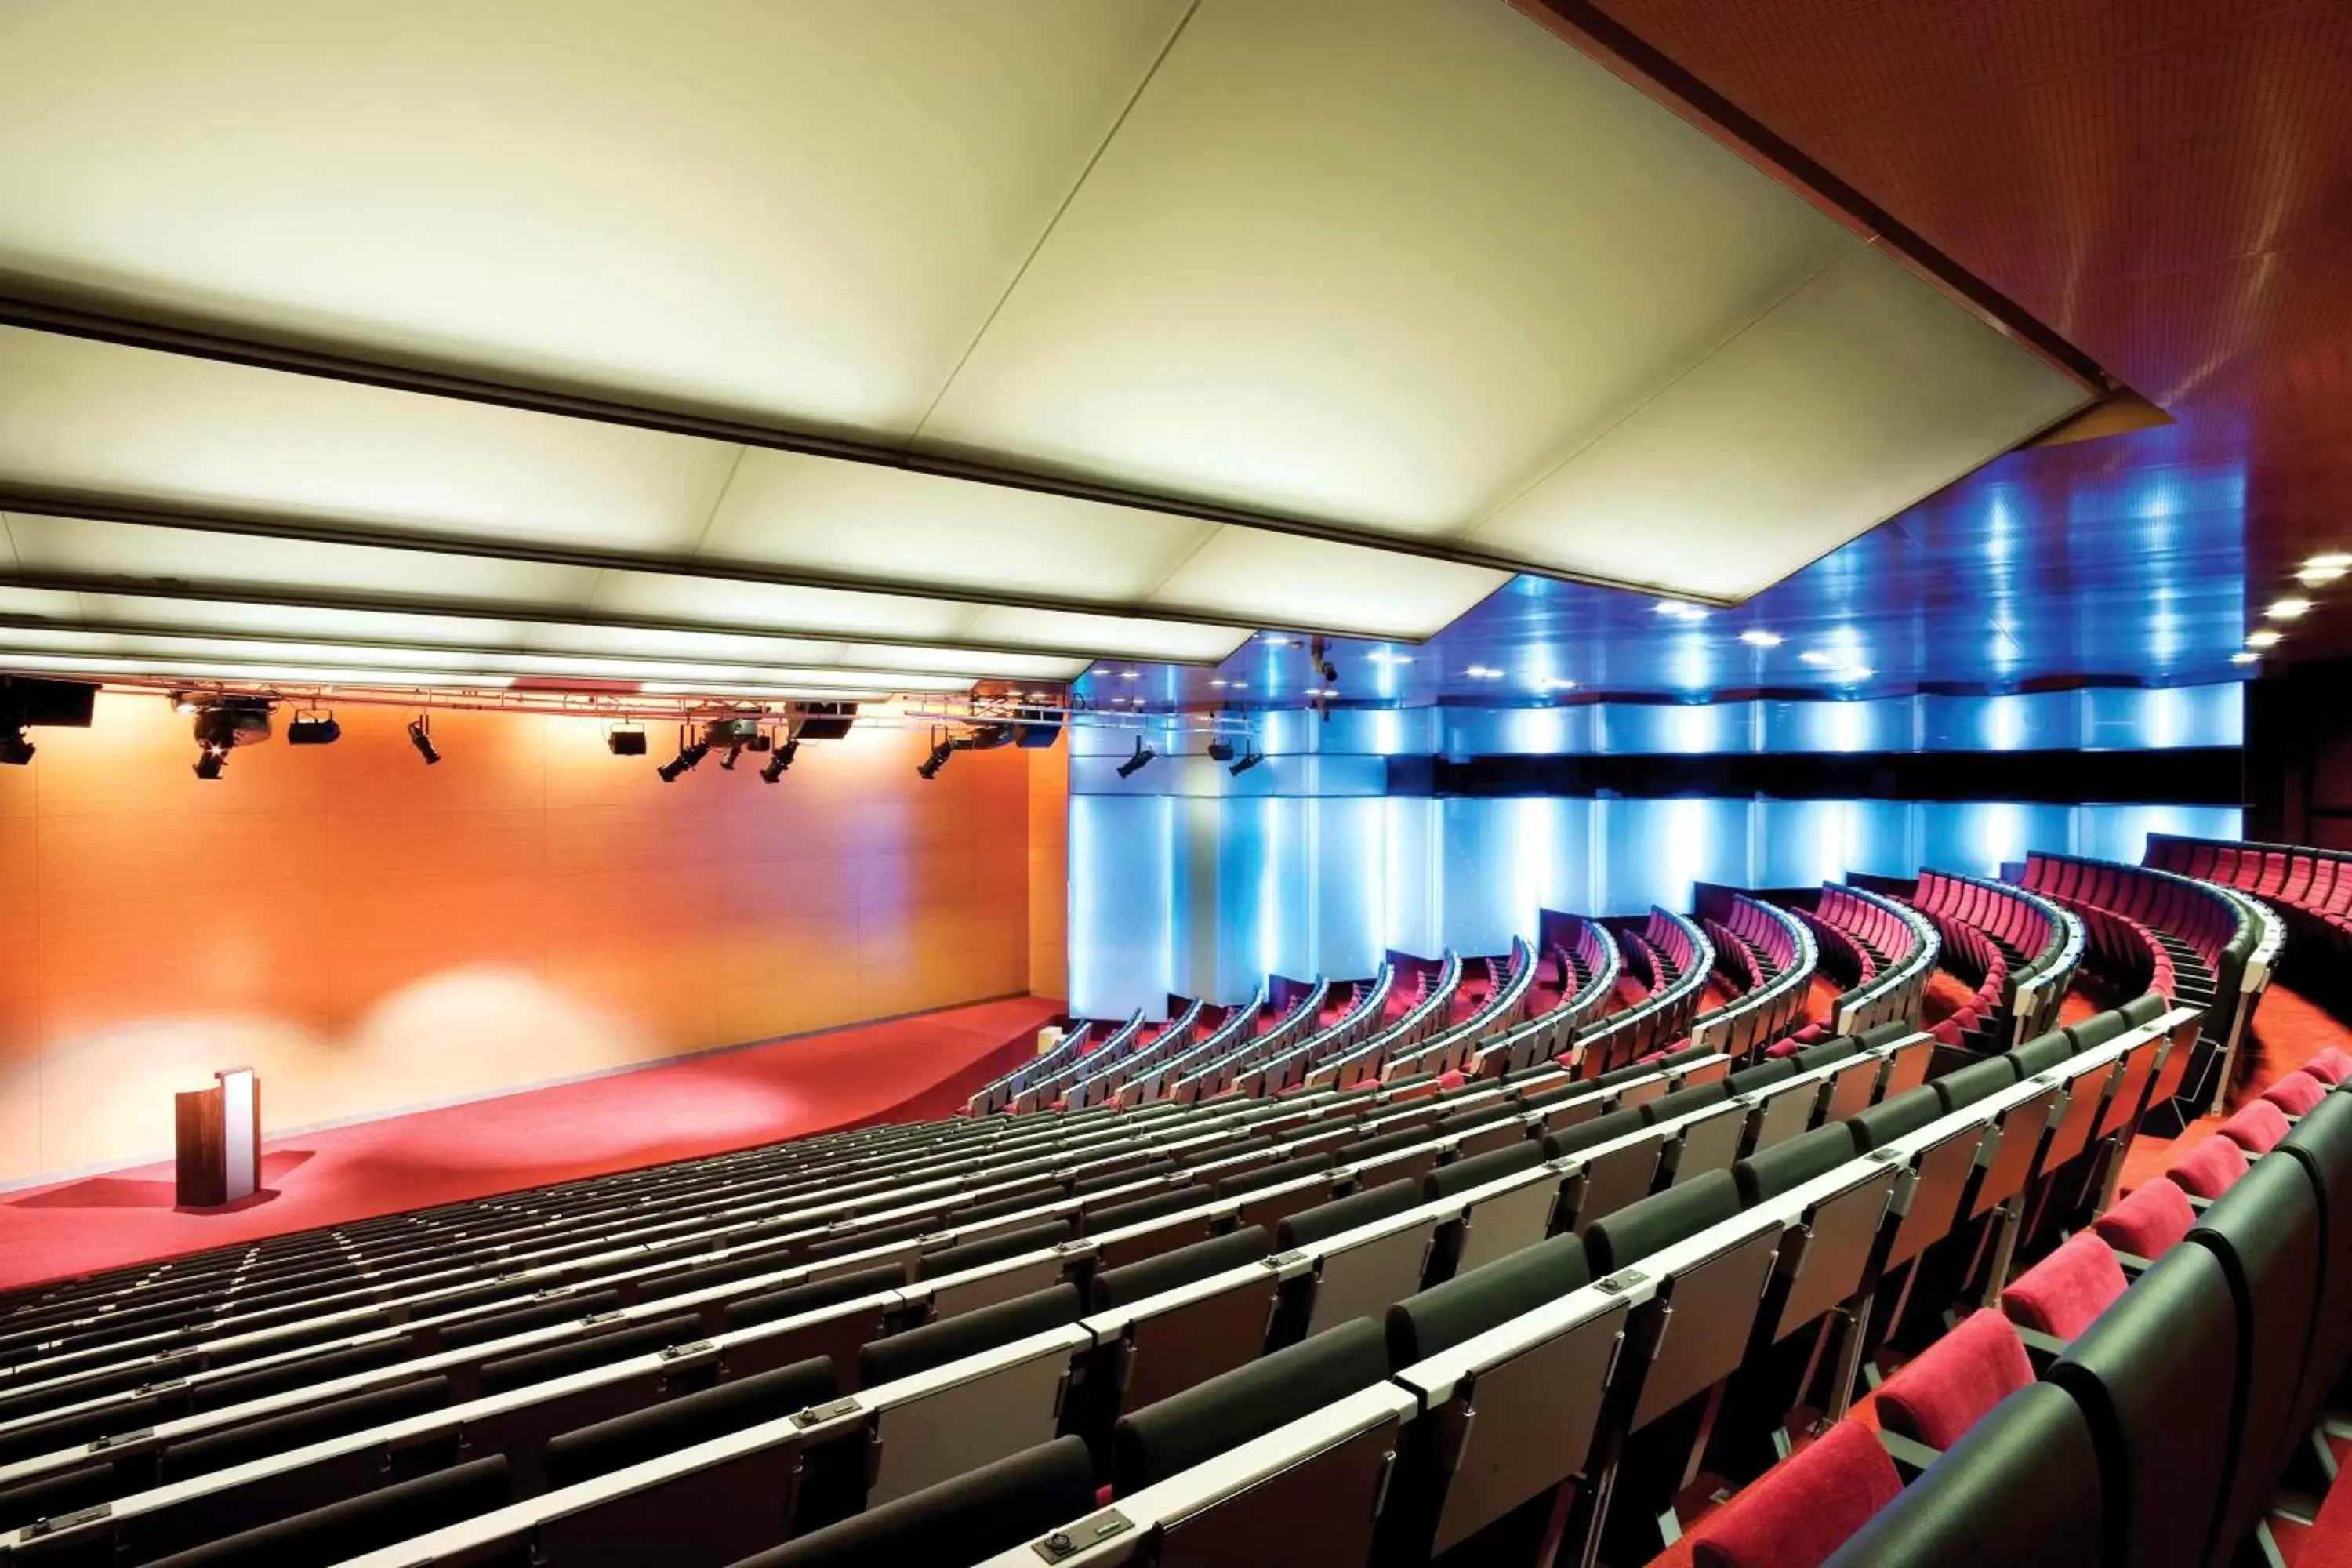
2305;1049;2352;1087
2092;1177;2198;1258
1436;1069;1467;1091
1874;1308;2034;1450
2263;1071;2328;1118
2002;1231;2128;1339
1766;1038;1802;1060
2219;1099;2292;1155
2169;1134;2249;1199
1689;1419;1901;1568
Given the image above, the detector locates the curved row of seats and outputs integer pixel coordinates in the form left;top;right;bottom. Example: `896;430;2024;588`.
1803;883;1940;1036
1926;917;2011;1052
1690;894;1817;1058
1164;977;1333;1103
966;1018;1102;1116
1471;916;1625;1079
2020;851;2277;1117
1387;937;1541;1081
1577;906;1715;1077
1312;952;1467;1091
1905;869;2082;1044
1686;1047;2352;1568
2147;833;2350;1009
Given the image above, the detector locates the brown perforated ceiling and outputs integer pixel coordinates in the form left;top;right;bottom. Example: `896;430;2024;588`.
1516;0;2352;651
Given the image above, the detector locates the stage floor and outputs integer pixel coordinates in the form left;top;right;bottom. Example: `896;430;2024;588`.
0;995;1055;1292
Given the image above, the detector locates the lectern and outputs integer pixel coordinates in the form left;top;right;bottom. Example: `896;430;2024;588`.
176;1068;261;1209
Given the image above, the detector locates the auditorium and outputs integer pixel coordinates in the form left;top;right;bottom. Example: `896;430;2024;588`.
0;3;2344;1565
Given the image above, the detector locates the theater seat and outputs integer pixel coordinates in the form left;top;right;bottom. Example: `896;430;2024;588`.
2303;1047;2352;1087
1089;1227;1268;1312
1584;1171;1741;1276
1689;1418;1899;1568
1874;1309;2034;1450
2092;1178;2197;1259
2169;1135;2250;1200
1732;1124;1853;1209
2263;1070;2328;1118
1276;1178;1421;1250
142;1455;512;1568
546;1357;837;1490
2002;1231;2126;1339
1385;1231;1591;1367
858;1283;1080;1387
2219;1100;2291;1156
1822;1385;2103;1567
727;1435;1096;1568
1110;1318;1387;1495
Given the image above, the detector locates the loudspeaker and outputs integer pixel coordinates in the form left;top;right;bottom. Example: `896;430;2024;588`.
796;702;858;742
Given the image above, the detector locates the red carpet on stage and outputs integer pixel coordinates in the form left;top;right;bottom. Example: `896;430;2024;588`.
0;995;1058;1294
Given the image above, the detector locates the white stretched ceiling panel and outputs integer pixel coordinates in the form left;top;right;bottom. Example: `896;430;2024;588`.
0;329;737;550
0;0;1192;430
1150;530;1509;639
2;514;603;604
918;0;1854;533
1471;247;2093;599
0;0;2099;640
701;450;1217;602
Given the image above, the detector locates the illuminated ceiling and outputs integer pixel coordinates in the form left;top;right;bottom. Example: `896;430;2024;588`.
0;0;2091;706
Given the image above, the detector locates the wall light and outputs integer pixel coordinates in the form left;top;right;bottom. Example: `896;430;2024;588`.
1738;629;1784;648
2247;628;2284;648
2300;553;2351;586
2267;597;2312;619
2232;651;2260;666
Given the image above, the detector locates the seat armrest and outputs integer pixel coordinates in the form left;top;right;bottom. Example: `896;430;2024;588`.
1876;1427;1942;1480
2013;1323;2070;1370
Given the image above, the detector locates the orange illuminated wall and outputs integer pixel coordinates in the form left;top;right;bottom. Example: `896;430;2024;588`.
0;694;1047;1186
1028;742;1069;1000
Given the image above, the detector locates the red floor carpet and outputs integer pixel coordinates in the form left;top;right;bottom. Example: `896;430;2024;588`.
0;995;1057;1293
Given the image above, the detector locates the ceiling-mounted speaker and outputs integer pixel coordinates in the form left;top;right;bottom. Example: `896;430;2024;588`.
795;702;858;742
1;677;96;727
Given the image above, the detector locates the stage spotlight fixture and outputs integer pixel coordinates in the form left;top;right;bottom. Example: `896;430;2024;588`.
285;710;342;746
657;728;710;783
1116;739;1155;779
760;738;800;783
917;737;956;780
718;746;743;771
0;726;31;766
606;725;648;757
407;715;441;764
1229;750;1264;776
1207;738;1236;764
189;699;274;778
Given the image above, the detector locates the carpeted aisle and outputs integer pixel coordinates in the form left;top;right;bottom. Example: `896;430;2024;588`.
0;995;1058;1293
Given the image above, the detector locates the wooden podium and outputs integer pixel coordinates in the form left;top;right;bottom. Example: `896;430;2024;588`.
176;1068;261;1209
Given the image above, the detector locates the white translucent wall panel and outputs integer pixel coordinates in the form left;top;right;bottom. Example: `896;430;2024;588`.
1918;802;2078;880
1595;798;1753;916
1382;797;1442;964
1918;691;2078;751
2076;805;2245;866
1069;793;1176;1023
1843;802;1926;882
2082;685;2243;750
1315;797;1392;979
1755;800;1868;891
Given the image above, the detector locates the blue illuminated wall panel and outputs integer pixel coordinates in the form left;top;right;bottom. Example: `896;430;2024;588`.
1065;682;2245;1012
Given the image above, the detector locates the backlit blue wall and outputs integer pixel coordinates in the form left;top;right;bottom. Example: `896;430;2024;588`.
1065;687;2244;1018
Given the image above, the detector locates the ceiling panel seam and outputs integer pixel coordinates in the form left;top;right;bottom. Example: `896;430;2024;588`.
904;0;1203;448
1460;243;1852;542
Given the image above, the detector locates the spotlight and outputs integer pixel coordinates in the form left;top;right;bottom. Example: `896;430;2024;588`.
190;699;273;779
917;738;956;780
657;730;710;783
407;716;441;765
1116;739;1155;779
1229;750;1264;776
718;746;743;771
2267;597;2312;620
285;710;341;746
2232;651;2261;666
606;725;648;757
760;739;799;783
1207;739;1236;763
0;726;32;766
1738;629;1783;648
2247;629;2284;649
